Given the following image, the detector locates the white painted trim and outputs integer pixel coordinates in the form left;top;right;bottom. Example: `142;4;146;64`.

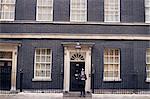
0;21;150;25
103;78;122;82
32;78;52;81
63;46;92;92
0;44;18;91
63;47;70;91
146;78;150;82
0;19;14;21
1;33;150;40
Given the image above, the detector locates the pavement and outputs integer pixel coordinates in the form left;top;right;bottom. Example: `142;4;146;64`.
1;93;150;99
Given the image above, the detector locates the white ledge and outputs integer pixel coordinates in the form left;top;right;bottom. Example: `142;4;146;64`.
145;79;150;82
32;78;52;81
103;78;122;82
1;33;150;40
0;21;150;26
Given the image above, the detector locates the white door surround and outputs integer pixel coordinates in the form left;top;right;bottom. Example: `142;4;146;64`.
0;43;19;91
62;42;94;92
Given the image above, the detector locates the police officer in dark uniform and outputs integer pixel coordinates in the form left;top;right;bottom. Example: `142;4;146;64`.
79;68;87;97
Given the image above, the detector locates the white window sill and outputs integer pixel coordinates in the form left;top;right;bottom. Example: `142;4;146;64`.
0;19;14;21
146;79;150;82
36;20;53;22
32;78;52;81
145;21;150;24
103;78;122;82
104;21;120;23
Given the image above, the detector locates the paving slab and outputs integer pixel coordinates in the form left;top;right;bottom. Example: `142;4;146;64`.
0;93;150;99
92;94;150;99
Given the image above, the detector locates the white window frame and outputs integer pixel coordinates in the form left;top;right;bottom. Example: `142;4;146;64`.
104;0;120;22
36;0;53;21
145;0;150;23
103;48;121;81
146;48;150;82
70;0;87;22
33;48;52;81
0;0;16;21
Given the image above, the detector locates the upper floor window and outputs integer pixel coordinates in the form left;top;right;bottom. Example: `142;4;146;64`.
146;49;150;81
33;48;52;81
36;0;53;21
0;0;16;21
145;0;150;23
103;48;121;81
104;0;120;22
70;0;87;22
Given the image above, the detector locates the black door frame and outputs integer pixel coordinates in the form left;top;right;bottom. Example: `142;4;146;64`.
0;61;12;90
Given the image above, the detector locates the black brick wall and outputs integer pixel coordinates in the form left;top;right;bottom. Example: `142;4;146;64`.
14;0;145;22
0;24;149;34
14;39;150;89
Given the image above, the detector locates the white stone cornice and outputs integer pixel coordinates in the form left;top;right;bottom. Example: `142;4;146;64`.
1;33;150;40
0;21;150;26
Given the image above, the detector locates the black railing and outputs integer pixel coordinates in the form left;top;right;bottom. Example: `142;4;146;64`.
19;71;63;93
20;71;23;92
1;69;150;94
91;72;150;94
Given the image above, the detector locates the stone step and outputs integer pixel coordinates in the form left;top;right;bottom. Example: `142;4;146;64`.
63;91;92;97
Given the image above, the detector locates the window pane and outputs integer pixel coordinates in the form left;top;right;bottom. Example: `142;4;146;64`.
36;49;40;55
104;71;114;77
104;64;109;71
36;56;40;62
145;0;150;22
104;0;120;22
147;72;150;78
147;57;150;63
41;70;45;77
41;64;45;69
0;0;16;20
114;71;119;77
41;56;45;62
104;57;108;63
36;63;40;69
114;64;119;71
34;48;52;78
147;64;150;70
147;49;150;55
37;0;53;21
47;49;51;55
146;49;150;64
46;56;51;62
36;70;40;76
70;0;87;22
46;64;50;69
115;57;119;63
104;48;120;80
46;71;50;77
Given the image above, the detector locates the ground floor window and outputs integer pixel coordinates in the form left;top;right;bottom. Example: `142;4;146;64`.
103;48;121;81
146;48;150;81
33;48;52;81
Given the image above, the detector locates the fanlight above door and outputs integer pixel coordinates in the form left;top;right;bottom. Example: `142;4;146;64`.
70;52;86;61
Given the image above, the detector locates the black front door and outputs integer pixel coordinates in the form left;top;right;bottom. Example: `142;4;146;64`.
70;62;85;91
0;61;12;90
